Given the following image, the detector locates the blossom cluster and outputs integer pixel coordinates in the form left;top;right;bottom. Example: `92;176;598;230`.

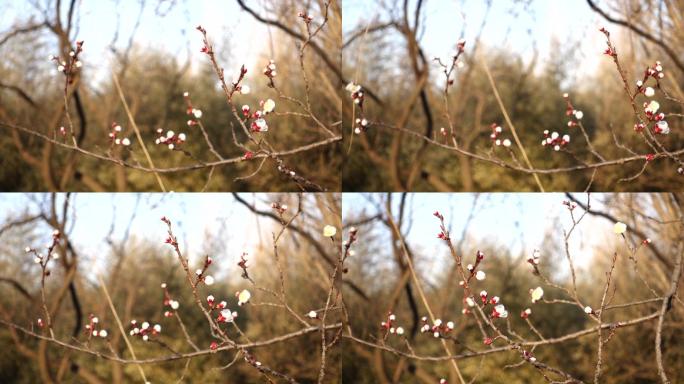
346;82;368;135
641;100;669;135
345;82;364;107
271;201;288;215
541;130;570;151
155;128;187;150
84;315;108;338
183;92;203;127
477;290;508;318
160;283;180;317
636;60;665;96
489;123;511;147
25;229;61;266
460;250;487;287
50;40;84;84
599;27;670;136
108;122;131;146
129;320;162;341
343;226;358;250
241;98;275;133
263;60;277;79
194;255;215;286
419;316;455;338
380;312;405;336
206;294;238;323
562;93;584;127
354;117;369;134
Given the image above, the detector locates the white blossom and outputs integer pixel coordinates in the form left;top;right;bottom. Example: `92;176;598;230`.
465;297;475;307
323;225;337;237
254;118;268;132
263;99;276;113
656;120;670;134
645;100;660;114
220;309;236;322
237;289;251;306
494;304;508;318
530;287;544;303
204;275;215;285
345;82;361;94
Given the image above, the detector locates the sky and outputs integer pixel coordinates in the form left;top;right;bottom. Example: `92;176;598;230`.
0;192;645;288
0;193;279;277
343;0;606;83
3;192;607;270
342;193;621;281
1;0;271;84
1;0;612;87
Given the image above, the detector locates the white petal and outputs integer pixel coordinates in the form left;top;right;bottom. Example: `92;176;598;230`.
238;289;251;305
323;225;337;237
263;99;276;113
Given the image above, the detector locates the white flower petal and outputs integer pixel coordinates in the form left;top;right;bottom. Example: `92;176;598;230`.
323;225;337;237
